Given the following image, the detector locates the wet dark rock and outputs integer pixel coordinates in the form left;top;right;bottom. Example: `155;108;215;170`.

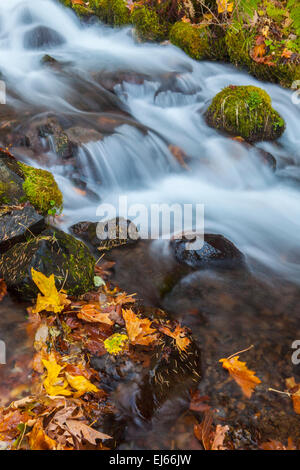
24;26;65;49
0;157;25;205
65;126;103;145
71;217;139;251
15;114;76;159
0;205;45;253
92;71;148;93
170;233;245;269
0;227;95;300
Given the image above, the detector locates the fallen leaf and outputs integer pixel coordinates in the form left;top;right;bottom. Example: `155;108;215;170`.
31;268;70;314
217;0;234;14
65;373;99;398
29;420;57;450
260;438;296;450
112;292;136;306
159;324;191;352
42;354;71;397
122;308;158;346
219;355;261;398
104;333;129;355
77;304;113;325
281;48;293;59
211;425;229;450
0;279;7;302
64;420;111;445
194;411;213;450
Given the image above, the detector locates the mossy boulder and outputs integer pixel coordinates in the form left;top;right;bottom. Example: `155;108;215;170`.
205;85;285;142
90;0;130;26
0;205;45;254
169;22;209;60
131;6;167;42
0;228;95;300
18;162;63;215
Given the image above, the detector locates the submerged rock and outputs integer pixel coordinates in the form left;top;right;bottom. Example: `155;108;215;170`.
0;205;45;253
0;228;95;300
24;26;65;49
71;217;139;251
205;86;285;142
170;233;245;269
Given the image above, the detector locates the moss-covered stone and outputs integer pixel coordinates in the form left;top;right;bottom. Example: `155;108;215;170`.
131;6;168;42
205;85;285;142
0;228;95;300
90;0;130;26
17;162;63;215
169;22;209;60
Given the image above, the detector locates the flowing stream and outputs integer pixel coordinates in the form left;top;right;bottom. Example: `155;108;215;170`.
1;0;300;283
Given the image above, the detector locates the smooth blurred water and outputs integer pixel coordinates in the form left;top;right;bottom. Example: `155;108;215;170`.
0;0;300;282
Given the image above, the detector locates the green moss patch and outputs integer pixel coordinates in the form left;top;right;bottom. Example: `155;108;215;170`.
18;162;63;215
90;0;130;26
205;85;285;142
131;6;168;41
169;22;209;60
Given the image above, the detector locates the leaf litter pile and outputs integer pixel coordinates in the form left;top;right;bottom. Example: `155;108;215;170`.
0;263;300;450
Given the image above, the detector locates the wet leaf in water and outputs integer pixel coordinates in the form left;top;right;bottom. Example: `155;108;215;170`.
219;355;261;398
122;308;158;346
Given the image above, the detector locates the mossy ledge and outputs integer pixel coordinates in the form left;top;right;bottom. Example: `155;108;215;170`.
17;162;63;215
169;22;210;60
205;85;285;142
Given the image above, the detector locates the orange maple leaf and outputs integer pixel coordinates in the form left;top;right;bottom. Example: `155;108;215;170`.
281;48;293;59
122;308;158;346
78;304;113;325
0;278;7;302
159;324;191;352
285;377;300;414
219;354;261;398
112;292;136;306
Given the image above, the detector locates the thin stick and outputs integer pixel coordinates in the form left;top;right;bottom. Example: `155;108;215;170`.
268;388;291;398
227;344;254;360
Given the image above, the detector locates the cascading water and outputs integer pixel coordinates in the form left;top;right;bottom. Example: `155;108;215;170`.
0;0;300;285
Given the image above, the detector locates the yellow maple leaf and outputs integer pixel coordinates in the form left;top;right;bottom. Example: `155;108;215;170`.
159;324;191;352
217;0;234;14
42;354;71;397
65;373;99;398
122;308;158;346
31;268;70;314
219;355;261;398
